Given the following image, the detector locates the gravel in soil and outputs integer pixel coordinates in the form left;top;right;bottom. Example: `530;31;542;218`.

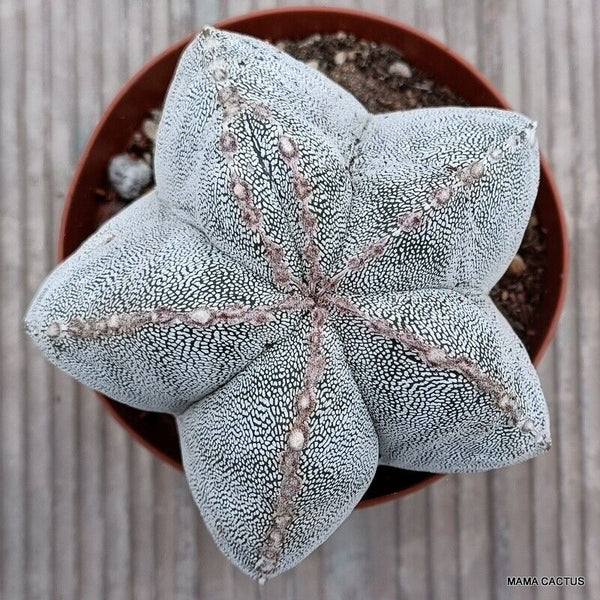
95;32;546;354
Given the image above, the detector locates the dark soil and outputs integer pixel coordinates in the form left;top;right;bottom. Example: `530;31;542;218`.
96;32;545;354
490;216;546;345
279;31;469;112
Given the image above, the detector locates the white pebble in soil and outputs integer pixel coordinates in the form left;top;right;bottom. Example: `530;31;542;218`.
142;118;158;141
333;51;347;66
388;60;412;78
108;153;153;200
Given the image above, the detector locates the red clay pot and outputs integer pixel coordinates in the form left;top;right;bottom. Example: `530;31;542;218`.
59;6;568;507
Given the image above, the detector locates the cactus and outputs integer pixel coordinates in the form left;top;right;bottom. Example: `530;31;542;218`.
25;27;549;581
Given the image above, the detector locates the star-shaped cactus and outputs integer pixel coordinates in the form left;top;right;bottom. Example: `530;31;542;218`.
25;27;550;581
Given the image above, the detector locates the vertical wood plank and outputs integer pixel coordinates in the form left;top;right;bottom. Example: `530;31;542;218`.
397;487;429;599
291;544;322;600
443;0;478;65
567;0;598;598
389;0;418;27
170;0;193;40
584;1;600;595
230;552;261;600
77;395;106;600
193;0;221;28
517;2;561;598
174;475;200;600
260;558;294;600
0;1;27;599
127;0;152;74
545;2;586;599
23;0;54;598
197;514;236;600
416;0;444;41
131;445;156;600
154;461;177;600
364;503;399;600
75;1;108;599
354;0;387;21
151;0;171;52
455;474;491;600
322;510;370;600
221;0;254;22
49;0;80;599
427;477;459;600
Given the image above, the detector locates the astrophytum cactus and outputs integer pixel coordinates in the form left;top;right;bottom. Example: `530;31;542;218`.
25;27;550;581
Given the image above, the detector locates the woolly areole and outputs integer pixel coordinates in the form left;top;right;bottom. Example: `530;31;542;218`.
25;27;549;581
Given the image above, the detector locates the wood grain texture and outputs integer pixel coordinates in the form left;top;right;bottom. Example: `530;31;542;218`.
0;1;596;598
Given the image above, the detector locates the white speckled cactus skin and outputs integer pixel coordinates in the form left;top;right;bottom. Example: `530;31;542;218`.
25;27;549;581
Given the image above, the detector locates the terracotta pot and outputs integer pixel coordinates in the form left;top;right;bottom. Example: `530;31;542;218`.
59;6;568;507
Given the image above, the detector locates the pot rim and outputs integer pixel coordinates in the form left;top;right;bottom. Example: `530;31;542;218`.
58;5;569;507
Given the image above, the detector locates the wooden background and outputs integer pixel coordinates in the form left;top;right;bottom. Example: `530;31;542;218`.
1;1;598;598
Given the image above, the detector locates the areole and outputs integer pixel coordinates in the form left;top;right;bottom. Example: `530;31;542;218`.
58;6;568;507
